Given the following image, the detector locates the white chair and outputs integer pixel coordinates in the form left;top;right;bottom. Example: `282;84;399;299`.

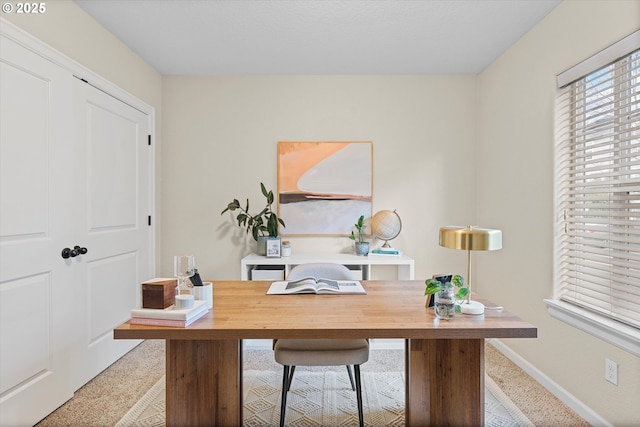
274;263;369;427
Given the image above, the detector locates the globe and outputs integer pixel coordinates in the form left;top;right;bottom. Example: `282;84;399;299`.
371;210;402;248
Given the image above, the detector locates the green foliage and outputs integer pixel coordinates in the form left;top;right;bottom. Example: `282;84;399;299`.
451;274;464;288
424;274;469;313
424;275;464;295
348;215;367;243
424;278;448;295
455;286;469;300
221;183;285;241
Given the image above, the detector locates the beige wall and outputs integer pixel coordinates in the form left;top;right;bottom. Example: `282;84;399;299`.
3;0;164;269
161;75;478;280
477;1;640;425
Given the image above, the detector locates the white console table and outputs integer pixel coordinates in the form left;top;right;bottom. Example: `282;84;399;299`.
240;252;415;280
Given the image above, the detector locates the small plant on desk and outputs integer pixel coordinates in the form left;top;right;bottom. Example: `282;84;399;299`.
425;275;468;314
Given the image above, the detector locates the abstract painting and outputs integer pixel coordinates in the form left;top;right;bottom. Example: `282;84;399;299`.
277;141;372;235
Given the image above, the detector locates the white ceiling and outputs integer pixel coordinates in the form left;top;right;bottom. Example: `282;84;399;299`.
75;0;562;75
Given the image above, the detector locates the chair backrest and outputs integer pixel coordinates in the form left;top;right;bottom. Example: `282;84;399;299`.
287;263;355;281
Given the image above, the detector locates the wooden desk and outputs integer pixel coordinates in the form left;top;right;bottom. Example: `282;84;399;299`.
114;281;536;426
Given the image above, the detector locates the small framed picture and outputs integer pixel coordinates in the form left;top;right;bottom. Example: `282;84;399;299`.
266;238;281;258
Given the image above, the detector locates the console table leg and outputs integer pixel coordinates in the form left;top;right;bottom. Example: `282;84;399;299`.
166;339;242;426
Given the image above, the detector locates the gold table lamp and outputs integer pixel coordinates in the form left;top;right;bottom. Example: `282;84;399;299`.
439;225;502;315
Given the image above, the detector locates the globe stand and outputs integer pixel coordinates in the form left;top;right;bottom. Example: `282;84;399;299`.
376;242;398;252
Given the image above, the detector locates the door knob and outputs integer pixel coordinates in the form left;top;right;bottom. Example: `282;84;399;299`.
61;246;88;259
61;248;77;258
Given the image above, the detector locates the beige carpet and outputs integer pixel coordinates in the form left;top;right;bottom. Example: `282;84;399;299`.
36;340;589;427
116;370;533;427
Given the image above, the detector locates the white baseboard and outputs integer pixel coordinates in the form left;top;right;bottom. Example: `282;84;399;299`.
489;339;611;427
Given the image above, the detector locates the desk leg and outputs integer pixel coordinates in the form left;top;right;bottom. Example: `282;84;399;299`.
166;339;242;427
406;338;484;426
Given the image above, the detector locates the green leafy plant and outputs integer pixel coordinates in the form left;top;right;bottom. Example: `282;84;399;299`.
348;215;367;243
221;183;285;241
424;275;469;313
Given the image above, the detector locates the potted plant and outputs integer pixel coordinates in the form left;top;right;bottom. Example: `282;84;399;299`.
221;183;285;255
424;275;469;318
349;215;370;256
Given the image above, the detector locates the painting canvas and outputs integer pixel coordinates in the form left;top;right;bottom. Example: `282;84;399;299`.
278;141;372;235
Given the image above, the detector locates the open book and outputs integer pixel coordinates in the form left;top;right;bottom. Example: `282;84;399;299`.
267;277;367;295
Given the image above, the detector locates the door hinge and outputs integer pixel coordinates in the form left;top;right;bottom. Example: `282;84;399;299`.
148;215;152;226
148;135;151;146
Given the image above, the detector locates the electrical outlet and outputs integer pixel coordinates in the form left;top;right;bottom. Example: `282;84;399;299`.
605;358;618;386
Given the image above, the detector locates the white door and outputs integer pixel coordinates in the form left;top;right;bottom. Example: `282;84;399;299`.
70;78;151;389
1;31;154;425
0;35;77;426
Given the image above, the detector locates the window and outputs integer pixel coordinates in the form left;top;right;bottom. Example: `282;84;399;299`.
548;31;640;356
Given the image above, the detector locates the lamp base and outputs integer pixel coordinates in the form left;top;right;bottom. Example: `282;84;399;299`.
459;300;485;315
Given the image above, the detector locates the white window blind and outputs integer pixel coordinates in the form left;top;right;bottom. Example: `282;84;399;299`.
555;34;640;330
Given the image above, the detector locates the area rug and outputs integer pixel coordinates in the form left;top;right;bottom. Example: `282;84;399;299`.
116;370;533;427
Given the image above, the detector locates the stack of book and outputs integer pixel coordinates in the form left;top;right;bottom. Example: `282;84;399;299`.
370;247;402;256
129;299;208;327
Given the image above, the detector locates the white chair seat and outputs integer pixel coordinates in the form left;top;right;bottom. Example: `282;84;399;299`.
274;338;369;366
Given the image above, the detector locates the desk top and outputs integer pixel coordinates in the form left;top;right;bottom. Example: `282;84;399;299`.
114;281;536;341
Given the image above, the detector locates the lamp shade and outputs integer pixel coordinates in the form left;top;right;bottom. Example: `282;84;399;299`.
439;226;502;251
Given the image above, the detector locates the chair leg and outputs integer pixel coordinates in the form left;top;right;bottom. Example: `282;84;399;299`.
354;364;364;427
280;365;290;427
287;365;296;391
346;365;356;391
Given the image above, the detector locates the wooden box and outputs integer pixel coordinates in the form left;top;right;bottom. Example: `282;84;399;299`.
142;278;178;309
